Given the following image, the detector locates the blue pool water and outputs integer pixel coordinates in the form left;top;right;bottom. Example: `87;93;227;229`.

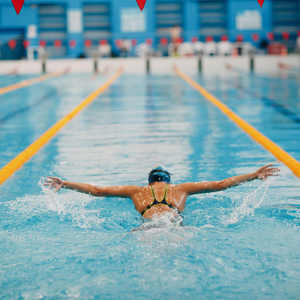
1;71;300;299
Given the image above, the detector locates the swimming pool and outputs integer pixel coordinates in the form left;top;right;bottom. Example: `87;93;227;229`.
1;71;300;299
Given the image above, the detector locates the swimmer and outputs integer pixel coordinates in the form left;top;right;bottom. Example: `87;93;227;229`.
44;164;279;219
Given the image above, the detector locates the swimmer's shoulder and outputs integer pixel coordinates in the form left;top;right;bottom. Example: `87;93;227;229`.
126;185;149;196
174;181;211;195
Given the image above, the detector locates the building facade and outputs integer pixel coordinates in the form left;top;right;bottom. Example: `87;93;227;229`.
0;0;299;59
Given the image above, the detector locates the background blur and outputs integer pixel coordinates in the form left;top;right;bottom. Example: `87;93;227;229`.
0;0;299;60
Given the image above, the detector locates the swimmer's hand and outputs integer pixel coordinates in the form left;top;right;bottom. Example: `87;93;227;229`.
44;177;64;192
254;164;280;180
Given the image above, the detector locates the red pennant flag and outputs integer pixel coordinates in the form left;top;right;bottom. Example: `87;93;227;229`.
54;40;62;48
160;38;168;46
257;0;264;7
100;39;108;46
40;40;47;47
282;32;290;41
8;40;17;50
136;0;146;11
267;32;274;41
85;40;92;48
115;39;122;48
23;40;30;48
11;0;25;15
145;38;152;45
252;33;260;42
69;40;77;48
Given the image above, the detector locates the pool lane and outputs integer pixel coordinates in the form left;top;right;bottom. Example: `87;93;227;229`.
0;74;110;172
0;74;35;88
175;69;300;180
226;78;300;125
0;69;122;185
0;89;57;124
227;65;300;88
197;74;300;163
192;73;300;208
0;71;68;96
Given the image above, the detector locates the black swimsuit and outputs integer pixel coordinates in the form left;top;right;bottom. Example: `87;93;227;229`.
140;185;180;216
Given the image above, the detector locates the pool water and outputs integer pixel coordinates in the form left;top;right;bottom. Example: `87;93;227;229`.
0;71;300;299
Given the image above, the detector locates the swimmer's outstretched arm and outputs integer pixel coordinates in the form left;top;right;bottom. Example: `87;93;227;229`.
43;177;139;198
178;164;280;195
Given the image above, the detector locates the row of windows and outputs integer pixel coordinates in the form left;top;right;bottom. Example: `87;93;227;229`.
38;3;112;57
36;1;299;57
156;1;300;37
38;4;67;57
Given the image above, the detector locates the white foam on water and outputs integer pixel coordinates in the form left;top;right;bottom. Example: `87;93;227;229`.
39;180;66;215
225;178;275;225
132;211;183;233
2;179;133;234
5;179;108;230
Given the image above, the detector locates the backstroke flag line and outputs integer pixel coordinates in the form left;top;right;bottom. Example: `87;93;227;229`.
12;0;264;14
136;0;264;11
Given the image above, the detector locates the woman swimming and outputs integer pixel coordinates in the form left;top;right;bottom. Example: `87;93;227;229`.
44;164;279;219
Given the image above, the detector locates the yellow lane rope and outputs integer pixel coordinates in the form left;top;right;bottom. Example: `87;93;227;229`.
0;68;123;185
0;69;68;95
174;67;300;178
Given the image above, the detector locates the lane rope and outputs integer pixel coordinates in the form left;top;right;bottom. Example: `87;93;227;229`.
0;68;123;185
0;69;68;95
174;67;300;178
222;77;300;126
225;63;299;88
278;62;300;73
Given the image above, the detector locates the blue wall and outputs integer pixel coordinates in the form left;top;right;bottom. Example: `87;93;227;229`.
0;0;299;58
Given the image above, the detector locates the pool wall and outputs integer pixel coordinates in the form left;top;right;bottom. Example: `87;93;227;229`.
0;55;299;75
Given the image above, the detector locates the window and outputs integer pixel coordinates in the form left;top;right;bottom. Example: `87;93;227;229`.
155;2;183;37
272;0;299;34
39;4;67;58
199;1;227;38
120;8;147;33
83;4;111;41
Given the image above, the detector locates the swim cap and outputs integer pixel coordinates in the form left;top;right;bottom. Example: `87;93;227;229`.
148;165;172;184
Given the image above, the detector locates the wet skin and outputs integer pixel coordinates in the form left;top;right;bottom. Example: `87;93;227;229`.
44;165;279;219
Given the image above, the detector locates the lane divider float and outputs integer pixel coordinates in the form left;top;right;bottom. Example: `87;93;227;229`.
223;77;300;126
225;63;299;88
0;68;123;185
174;66;300;178
0;69;68;96
4;68;18;76
278;62;300;73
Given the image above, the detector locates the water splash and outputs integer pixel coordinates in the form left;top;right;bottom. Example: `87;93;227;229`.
45;181;113;229
39;179;66;215
225;178;274;225
131;211;183;232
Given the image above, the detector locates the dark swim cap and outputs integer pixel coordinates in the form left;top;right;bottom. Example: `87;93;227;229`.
148;165;172;184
